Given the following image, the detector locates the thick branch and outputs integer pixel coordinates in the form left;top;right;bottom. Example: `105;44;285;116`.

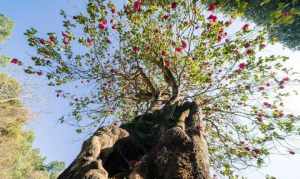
156;58;179;104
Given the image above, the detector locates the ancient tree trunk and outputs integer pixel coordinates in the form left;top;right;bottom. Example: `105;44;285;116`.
58;102;210;179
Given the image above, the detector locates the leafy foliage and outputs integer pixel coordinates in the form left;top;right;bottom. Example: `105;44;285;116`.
24;0;299;177
0;13;14;43
0;74;64;178
205;0;300;50
0;14;14;66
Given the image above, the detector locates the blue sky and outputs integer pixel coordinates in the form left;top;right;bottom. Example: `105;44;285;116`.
1;1;300;178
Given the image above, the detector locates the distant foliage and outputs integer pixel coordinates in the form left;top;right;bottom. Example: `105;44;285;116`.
0;13;13;43
206;0;300;50
0;74;64;178
0;14;14;65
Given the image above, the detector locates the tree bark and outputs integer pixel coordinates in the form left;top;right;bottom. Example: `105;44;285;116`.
58;102;210;179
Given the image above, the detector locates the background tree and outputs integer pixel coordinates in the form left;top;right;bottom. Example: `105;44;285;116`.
24;0;300;178
204;0;300;50
0;13;64;179
0;73;65;179
0;14;14;65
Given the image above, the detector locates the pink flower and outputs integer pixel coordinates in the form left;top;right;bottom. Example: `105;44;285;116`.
283;77;289;81
62;31;69;37
99;19;108;30
162;14;170;20
10;58;19;64
208;14;217;23
171;2;177;9
63;37;70;45
133;47;140;53
208;3;217;11
181;40;187;49
239;63;247;70
133;0;142;12
242;24;250;32
175;47;183;53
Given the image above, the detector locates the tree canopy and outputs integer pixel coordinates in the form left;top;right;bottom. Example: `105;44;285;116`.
0;73;64;179
23;0;300;177
206;0;300;50
0;14;14;65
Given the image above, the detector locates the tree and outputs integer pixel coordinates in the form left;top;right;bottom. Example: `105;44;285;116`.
0;13;13;43
0;73;65;179
0;13;64;179
24;0;299;178
205;0;300;50
0;14;14;65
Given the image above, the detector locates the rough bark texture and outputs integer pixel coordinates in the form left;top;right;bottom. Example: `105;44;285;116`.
59;102;210;179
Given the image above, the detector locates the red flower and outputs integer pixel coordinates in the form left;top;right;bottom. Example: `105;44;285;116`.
171;2;177;9
10;58;19;64
162;14;170;20
208;14;217;23
239;63;247;70
133;0;142;12
181;40;187;49
175;47;183;53
208;3;217;11
99;19;108;30
283;77;289;81
242;24;250;32
133;47;140;53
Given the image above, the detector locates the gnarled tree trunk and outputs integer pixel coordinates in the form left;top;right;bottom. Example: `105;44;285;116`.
58;101;210;179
